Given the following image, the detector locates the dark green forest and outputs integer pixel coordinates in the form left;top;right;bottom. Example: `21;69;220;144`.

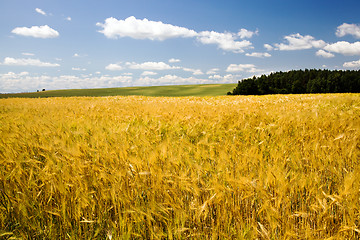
228;69;360;95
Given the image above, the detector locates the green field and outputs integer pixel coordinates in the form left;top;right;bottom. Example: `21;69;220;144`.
0;84;237;98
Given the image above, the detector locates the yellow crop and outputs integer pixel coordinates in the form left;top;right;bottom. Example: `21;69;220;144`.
0;94;359;239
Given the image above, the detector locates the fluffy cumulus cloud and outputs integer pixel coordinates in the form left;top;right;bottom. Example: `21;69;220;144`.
226;64;260;73
137;75;192;86
12;25;59;38
238;28;258;39
182;68;203;75
1;57;60;67
272;29;360;56
137;74;234;86
206;68;219;75
209;74;242;82
209;74;222;79
141;71;158;76
96;16;197;40
274;33;326;51
126;61;180;70
169;58;181;63
264;44;274;51
0;72;133;93
323;41;360;56
97;16;255;53
245;52;271;58
336;23;360;38
315;49;335;58
35;8;47;16
343;59;360;68
105;63;123;71
197;31;253;53
105;61;206;75
0;70;240;93
72;67;86;71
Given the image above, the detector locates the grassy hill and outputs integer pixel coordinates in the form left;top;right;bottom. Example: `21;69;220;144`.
0;84;237;98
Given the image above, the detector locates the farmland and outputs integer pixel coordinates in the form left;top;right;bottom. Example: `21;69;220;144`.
0;94;359;239
0;83;237;98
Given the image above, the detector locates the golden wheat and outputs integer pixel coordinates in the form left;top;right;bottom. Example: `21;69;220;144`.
0;94;359;239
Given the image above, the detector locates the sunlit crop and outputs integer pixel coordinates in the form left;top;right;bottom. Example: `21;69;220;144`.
1;94;359;239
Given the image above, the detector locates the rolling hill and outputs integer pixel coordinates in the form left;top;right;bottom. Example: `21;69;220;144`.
0;84;237;98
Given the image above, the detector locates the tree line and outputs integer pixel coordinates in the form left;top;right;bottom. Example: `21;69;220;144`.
227;69;360;95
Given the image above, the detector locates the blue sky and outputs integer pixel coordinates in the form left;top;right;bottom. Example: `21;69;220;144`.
1;0;360;93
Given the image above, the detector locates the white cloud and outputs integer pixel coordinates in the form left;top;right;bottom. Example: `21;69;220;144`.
137;74;229;86
223;74;242;82
19;71;29;76
245;52;271;58
141;71;158;76
96;16;197;40
274;33;326;50
209;74;242;82
182;68;204;75
66;17;72;21
137;75;191;86
106;61;205;75
209;74;222;79
226;63;260;73
197;31;253;53
336;23;360;38
105;63;123;71
0;71;240;93
73;53;80;57
22;52;35;56
97;16;254;54
343;59;360;68
264;44;274;51
206;68;219;75
0;73;133;93
72;67;87;71
323;41;360;56
238;28;258;39
315;49;335;58
35;8;46;16
2;57;60;67
12;25;59;38
169;58;181;63
126;61;180;70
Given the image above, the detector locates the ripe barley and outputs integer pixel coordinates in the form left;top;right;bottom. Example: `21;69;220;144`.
0;94;359;239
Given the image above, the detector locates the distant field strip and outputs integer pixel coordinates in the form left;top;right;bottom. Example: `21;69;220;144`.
0;94;359;239
0;83;237;98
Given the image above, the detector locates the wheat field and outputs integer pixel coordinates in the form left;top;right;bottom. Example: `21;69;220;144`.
0;94;359;239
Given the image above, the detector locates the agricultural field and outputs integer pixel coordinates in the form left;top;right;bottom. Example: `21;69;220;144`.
0;83;237;98
0;94;359;239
